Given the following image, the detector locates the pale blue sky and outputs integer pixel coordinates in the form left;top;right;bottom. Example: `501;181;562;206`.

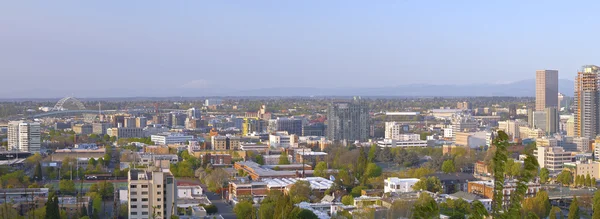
0;1;597;97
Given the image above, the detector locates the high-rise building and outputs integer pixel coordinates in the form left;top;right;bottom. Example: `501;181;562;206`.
302;123;326;136
508;104;517;118
566;116;575;137
124;117;137;128
274;118;303;136
72;123;93;135
385;122;402;140
187;108;201;119
456;101;472;110
326;97;370;142
544;107;558;135
92;122;112;135
136;117;148;128
536;70;559;111
171;113;187;127
574;65;600;138
7;121;41;153
128;170;177;219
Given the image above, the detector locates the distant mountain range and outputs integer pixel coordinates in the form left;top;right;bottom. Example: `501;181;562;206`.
0;78;575;99
226;79;575;97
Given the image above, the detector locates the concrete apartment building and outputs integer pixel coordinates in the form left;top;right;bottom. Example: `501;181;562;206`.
136;117;148;128
326;97;370;142
124;117;137;128
564;160;600;179
384;177;420;193
269;131;298;148
573;137;591;152
498;120;526;141
107;127;145;138
151;132;193;145
72;123;93;135
211;135;241;150
575;65;600;138
534;146;574;172
128;169;177;219
92;122;112;135
8;121;41;153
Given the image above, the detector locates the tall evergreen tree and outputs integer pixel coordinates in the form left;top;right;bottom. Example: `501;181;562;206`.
548;206;562;219
568;196;580;219
34;161;43;181
81;204;88;217
492;131;509;217
45;193;60;219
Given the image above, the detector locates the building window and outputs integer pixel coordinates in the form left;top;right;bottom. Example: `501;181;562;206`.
142;205;148;208
157;198;161;202
131;198;137;202
130;192;137;195
131;212;137;215
157;185;161;188
142;198;148;202
142;192;148;195
130;185;137;188
157;192;161;195
142;212;148;215
131;205;137;208
141;185;148;188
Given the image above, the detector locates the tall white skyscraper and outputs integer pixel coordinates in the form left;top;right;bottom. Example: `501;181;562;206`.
8;121;41;153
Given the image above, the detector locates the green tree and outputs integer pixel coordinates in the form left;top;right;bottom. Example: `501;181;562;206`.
289;180;311;203
341;195;354;205
45;192;60;219
539;168;549;184
233;201;255;219
586;173;592;187
522;190;551;218
568;196;580;219
350;186;367;197
313;161;327;178
368;146;377;162
412;193;439;219
88;158;97;167
548;206;562;219
279;151;290;165
557;170;573;186
492;131;509;217
471;200;489;219
292;208;319;219
34;161;43;181
59;179;76;195
441;159;456;173
364;163;382;178
593;190;600;219
491;131;540;218
412;176;442;193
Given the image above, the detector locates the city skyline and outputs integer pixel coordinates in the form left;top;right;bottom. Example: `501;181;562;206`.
2;2;599;98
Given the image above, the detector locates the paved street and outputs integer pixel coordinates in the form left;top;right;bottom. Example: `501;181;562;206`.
201;184;236;219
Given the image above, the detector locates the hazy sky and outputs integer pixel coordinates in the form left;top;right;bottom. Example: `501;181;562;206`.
1;1;598;97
